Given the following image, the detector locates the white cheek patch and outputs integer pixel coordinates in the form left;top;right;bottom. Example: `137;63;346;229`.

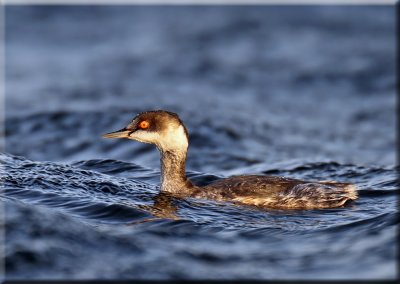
129;130;160;145
161;125;188;151
128;125;188;151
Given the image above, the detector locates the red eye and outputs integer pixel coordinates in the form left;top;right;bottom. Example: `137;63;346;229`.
139;120;150;129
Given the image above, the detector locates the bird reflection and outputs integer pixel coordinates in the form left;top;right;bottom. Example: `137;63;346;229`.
126;192;179;226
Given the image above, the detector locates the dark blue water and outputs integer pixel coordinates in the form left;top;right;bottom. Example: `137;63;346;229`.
2;5;397;280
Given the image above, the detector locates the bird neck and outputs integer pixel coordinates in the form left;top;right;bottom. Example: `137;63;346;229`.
159;149;193;195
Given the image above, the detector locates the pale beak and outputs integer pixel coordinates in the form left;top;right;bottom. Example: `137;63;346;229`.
102;127;132;139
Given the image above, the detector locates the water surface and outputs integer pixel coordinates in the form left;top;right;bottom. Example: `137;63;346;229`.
2;5;397;280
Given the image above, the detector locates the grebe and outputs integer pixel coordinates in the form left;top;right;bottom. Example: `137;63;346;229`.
103;110;358;209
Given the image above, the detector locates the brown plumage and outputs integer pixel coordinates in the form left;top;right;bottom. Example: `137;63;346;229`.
103;110;358;210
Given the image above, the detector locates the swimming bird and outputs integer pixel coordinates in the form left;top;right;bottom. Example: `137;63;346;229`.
103;110;358;209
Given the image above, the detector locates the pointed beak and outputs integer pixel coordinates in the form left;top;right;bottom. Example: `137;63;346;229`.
102;127;132;139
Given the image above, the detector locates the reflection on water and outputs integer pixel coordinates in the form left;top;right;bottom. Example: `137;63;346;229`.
135;192;180;221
